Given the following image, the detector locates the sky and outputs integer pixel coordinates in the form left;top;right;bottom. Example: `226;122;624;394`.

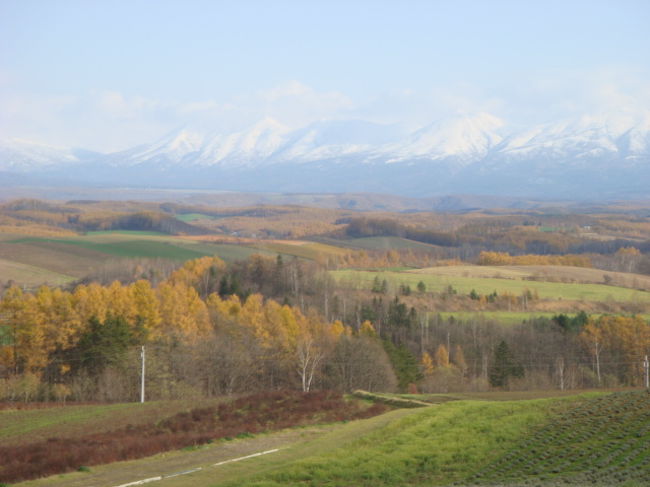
1;0;649;152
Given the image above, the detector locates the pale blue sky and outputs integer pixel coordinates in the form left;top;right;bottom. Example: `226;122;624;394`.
1;0;649;151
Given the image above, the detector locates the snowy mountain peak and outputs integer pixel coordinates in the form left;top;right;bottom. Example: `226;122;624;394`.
2;110;649;199
0;138;80;170
249;116;291;133
387;112;505;162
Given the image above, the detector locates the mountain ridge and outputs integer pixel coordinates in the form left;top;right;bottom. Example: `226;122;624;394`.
1;111;649;199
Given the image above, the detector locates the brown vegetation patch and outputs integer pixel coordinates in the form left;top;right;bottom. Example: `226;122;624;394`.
0;390;387;484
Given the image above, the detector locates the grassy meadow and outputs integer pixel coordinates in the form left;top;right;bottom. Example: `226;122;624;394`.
227;395;566;487
411;265;650;292
174;213;223;223
332;269;650;303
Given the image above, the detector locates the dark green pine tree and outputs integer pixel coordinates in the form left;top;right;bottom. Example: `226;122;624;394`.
74;314;136;375
383;340;422;391
488;340;524;388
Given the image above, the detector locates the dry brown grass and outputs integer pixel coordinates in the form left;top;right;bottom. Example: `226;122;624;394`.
0;241;109;278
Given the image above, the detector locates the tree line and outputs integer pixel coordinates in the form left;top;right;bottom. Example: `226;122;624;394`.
1;254;649;402
0;256;395;402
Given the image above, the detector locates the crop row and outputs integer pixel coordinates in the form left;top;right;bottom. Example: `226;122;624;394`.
463;390;650;485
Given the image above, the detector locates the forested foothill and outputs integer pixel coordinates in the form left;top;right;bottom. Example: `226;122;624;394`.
1;198;650;402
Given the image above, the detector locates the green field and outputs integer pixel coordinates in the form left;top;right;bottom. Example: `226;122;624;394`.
187;242;279;261
0;257;75;287
10;237;211;260
332;236;440;251
433;311;650;325
252;241;350;261
332;269;650;302
471;390;650;486
221;395;587;487
410;265;650;292
4;235;281;265
175;213;221;223
0;232;302;288
85;230;169;237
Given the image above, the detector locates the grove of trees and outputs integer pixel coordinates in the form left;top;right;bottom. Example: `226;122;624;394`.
1;253;649;403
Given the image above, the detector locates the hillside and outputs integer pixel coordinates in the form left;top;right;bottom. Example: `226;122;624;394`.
11;391;649;487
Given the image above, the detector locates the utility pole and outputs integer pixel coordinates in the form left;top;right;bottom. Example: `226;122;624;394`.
140;345;146;403
644;355;649;390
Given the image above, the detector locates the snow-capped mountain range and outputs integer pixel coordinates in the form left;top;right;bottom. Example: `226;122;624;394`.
2;111;649;199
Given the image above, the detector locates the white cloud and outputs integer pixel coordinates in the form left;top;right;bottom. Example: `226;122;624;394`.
350;85;506;130
1;72;649;152
262;80;312;101
0;81;358;151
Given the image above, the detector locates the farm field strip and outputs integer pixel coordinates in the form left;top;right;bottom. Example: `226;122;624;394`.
5;233;328;266
251;241;350;260
84;230;172;239
332;269;650;302
0;257;75;286
0;230;343;288
8;237;212;260
322;236;441;251
1;235;275;269
0;241;111;277
432;311;650;325
410;264;650;291
174;213;223;223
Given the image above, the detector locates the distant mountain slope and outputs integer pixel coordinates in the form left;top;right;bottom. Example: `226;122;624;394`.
2;111;649;199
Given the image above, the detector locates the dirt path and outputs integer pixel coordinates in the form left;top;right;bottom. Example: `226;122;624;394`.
16;427;323;487
17;408;417;487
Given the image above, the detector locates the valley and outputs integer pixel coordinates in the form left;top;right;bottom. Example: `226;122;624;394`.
0;196;649;486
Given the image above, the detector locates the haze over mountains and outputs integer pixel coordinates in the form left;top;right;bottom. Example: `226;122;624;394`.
2;111;649;199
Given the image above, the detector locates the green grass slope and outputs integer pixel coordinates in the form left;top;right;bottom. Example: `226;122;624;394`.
222;391;649;487
470;390;650;486
10;237;211;260
219;397;561;487
12;391;647;487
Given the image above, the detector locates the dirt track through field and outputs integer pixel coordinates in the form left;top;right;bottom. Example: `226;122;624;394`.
17;428;317;487
18;408;418;487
